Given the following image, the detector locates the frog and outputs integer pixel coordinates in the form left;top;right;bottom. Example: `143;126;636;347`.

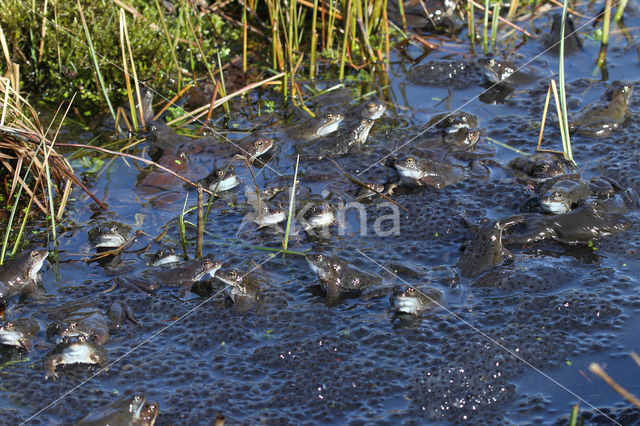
0;249;48;301
503;196;632;245
588;176;620;199
393;152;465;189
139;134;273;196
387;0;457;32
88;222;132;250
0;318;39;351
358;100;387;120
296;119;375;158
508;152;568;183
149;247;182;267
306;253;381;302
146;120;190;162
76;393;159;426
427;111;480;133
478;57;538;88
538;176;591;214
216;268;262;312
44;336;108;379
147;255;222;291
570;81;633;137
247;203;287;229
181;135;274;164
392;286;443;316
416;128;481;153
46;300;138;345
297;198;336;231
545;13;582;56
245;184;290;208
197;165;240;193
355;182;398;202
288;112;344;141
457;219;522;278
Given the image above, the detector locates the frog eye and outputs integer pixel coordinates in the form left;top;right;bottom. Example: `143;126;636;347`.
30;250;40;259
110;226;118;233
553;192;563;200
216;170;225;178
229;271;237;279
367;102;376;111
255;140;264;148
406;157;415;165
203;259;213;268
535;163;549;173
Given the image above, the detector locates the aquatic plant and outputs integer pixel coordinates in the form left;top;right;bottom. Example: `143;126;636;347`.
557;0;574;165
0;29;103;260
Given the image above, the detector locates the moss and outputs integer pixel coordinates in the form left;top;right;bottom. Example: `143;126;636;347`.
0;0;239;113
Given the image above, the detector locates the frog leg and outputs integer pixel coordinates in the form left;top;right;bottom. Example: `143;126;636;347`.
108;301;140;328
44;357;60;380
18;338;33;352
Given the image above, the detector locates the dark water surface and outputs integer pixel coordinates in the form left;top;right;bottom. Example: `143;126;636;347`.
3;8;640;425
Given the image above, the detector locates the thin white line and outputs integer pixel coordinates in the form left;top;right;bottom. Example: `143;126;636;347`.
13;0;283;177
357;6;620;176
355;248;621;425
21;252;278;424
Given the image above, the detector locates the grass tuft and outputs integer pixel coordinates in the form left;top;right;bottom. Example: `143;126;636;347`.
558;0;575;165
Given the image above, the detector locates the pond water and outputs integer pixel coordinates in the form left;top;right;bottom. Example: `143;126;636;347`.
2;6;640;425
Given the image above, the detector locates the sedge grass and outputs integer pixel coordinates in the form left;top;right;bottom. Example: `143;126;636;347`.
178;194;189;258
282;154;300;252
597;0;612;67
614;0;628;22
569;402;579;426
76;0;117;125
482;0;490;53
589;362;640;409
119;9;138;132
153;0;182;88
309;0;320;79
490;2;500;50
467;0;475;51
558;0;574;165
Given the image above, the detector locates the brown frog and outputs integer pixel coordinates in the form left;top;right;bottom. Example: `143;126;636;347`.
457;219;522;278
0;249;48;301
216;268;262;312
502;197;632;245
76;393;159;426
306;253;381;302
393;152;465;189
0;318;39;351
508;152;567;183
570;81;633;137
44;336;108;380
46;300;138;345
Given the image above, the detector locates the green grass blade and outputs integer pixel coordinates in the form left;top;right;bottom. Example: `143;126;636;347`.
283;154;300;252
483;0;489;54
76;0;117;125
614;0;628;22
558;0;574;165
569;402;579;426
178;193;189;258
1;143;44;263
490;3;500;50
